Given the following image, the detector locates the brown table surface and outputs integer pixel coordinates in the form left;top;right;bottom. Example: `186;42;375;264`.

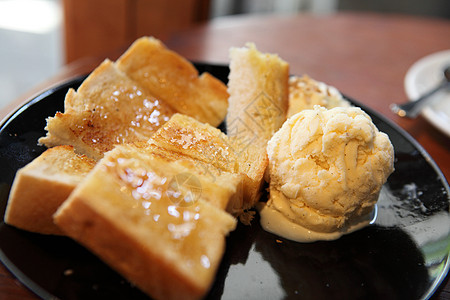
1;12;449;300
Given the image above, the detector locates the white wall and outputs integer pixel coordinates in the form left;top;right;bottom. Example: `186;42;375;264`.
0;0;63;110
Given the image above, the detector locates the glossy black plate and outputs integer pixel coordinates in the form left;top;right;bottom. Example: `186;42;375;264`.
0;63;449;300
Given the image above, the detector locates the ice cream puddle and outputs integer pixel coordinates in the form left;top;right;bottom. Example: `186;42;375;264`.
259;106;395;242
258;202;377;242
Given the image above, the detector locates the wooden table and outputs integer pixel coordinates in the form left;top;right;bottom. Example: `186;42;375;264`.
1;12;449;300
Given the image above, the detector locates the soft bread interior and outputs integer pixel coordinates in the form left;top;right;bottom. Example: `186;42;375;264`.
4;145;96;235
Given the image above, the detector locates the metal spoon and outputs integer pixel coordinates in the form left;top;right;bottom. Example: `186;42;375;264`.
390;65;450;118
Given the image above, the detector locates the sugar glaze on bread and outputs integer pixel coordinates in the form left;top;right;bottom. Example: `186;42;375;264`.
39;37;229;160
54;143;237;300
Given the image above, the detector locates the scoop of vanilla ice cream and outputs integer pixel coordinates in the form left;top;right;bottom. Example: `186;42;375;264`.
265;106;394;234
287;75;351;118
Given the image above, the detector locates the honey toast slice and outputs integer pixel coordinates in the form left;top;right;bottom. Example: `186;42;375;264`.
54;143;237;300
4;146;96;235
125;141;245;212
226;43;289;147
39;59;176;160
116;37;229;127
149;113;267;210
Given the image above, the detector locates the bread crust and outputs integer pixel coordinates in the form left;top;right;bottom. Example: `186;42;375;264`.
117;37;229;127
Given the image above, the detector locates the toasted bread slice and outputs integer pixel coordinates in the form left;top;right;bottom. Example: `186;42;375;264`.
149;113;267;209
39;59;176;160
4;146;96;235
287;75;350;117
139;142;246;215
226;43;289;147
54;144;237;300
149;113;239;173
224;43;288;206
116;37;228;127
126;141;245;212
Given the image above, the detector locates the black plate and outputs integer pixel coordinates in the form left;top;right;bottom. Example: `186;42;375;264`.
0;63;449;300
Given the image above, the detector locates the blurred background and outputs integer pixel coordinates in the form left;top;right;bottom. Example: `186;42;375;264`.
0;0;449;112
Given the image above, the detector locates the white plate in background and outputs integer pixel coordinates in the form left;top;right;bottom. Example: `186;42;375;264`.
404;49;450;137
